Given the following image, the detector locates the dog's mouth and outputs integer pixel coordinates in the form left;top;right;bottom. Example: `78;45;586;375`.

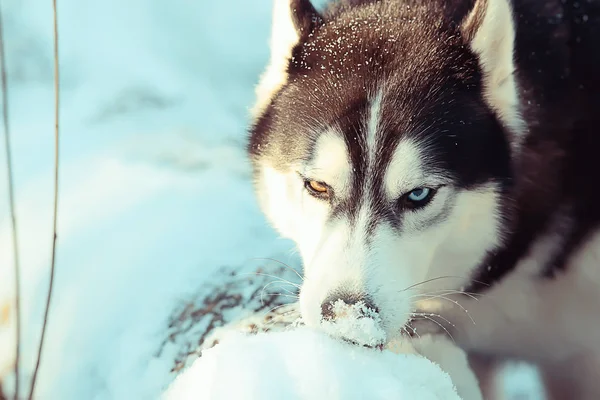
320;319;387;349
339;336;385;351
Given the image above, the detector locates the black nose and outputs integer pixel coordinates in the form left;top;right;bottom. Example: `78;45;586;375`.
321;292;379;321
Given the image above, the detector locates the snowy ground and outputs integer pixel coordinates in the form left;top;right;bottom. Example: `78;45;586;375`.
0;0;544;399
163;329;470;400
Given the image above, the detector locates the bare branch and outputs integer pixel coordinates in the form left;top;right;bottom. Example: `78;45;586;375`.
28;0;60;398
0;3;22;400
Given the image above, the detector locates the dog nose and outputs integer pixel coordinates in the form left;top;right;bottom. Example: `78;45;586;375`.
321;292;379;321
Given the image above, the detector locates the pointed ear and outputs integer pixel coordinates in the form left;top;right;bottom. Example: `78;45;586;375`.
251;0;322;119
462;0;525;145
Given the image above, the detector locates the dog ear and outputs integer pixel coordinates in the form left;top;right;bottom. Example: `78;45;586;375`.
462;0;525;146
251;0;322;119
289;0;322;35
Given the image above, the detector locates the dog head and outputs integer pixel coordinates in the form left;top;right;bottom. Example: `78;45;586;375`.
248;0;523;344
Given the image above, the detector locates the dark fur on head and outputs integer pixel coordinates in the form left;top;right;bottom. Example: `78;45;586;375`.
250;0;512;191
249;0;600;289
247;2;600;397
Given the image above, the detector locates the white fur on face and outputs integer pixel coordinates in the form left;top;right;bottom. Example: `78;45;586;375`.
303;130;352;199
384;139;453;200
464;0;526;148
256;130;351;262
423;185;504;292
256;89;504;341
365;90;384;164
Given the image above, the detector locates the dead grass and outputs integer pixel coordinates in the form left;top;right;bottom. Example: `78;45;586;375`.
156;261;302;373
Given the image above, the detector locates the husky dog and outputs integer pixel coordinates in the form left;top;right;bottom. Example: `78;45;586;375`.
247;0;600;398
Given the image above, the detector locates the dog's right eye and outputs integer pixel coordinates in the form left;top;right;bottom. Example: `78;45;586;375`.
304;180;331;200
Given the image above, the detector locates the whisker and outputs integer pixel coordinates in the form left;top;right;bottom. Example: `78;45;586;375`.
264;302;297;316
263;308;299;320
405;322;420;339
249;257;304;282
401;325;418;340
260;280;300;305
411;312;455;328
260;279;299;291
400;276;466;292
468;278;490;288
241;272;301;287
409;289;481;302
261;293;300;300
278;286;299;296
413;293;476;325
286;247;300;258
441;290;481;301
398;275;490;294
411;314;455;344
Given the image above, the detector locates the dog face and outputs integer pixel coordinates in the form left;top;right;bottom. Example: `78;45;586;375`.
249;0;522;343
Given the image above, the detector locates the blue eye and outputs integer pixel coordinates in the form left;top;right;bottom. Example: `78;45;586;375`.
407;188;432;202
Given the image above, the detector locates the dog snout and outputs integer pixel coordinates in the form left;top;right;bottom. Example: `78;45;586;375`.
320;292;379;321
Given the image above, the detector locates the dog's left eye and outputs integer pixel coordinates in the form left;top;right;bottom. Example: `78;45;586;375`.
401;187;435;208
408;188;430;201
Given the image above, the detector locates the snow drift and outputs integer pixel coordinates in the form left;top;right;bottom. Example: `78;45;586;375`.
162;328;483;400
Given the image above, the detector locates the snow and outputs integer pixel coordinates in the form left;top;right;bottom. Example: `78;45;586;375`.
0;0;280;397
0;0;544;399
163;328;463;400
320;299;386;348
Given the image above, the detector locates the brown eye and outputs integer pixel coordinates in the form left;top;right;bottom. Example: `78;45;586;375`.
304;180;331;199
308;180;327;192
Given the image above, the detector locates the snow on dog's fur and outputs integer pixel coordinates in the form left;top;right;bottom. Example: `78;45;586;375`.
248;0;600;398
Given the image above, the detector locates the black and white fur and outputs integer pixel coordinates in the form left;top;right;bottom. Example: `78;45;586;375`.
248;0;600;398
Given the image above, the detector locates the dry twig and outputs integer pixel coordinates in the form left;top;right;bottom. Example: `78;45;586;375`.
0;3;22;399
28;1;61;398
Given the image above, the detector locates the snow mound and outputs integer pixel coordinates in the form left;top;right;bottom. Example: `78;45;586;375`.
162;328;463;400
320;299;386;348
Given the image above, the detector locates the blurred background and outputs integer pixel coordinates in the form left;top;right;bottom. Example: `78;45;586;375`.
0;0;305;397
0;0;543;398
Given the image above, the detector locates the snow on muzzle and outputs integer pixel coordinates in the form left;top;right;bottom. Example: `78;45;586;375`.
319;291;386;349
